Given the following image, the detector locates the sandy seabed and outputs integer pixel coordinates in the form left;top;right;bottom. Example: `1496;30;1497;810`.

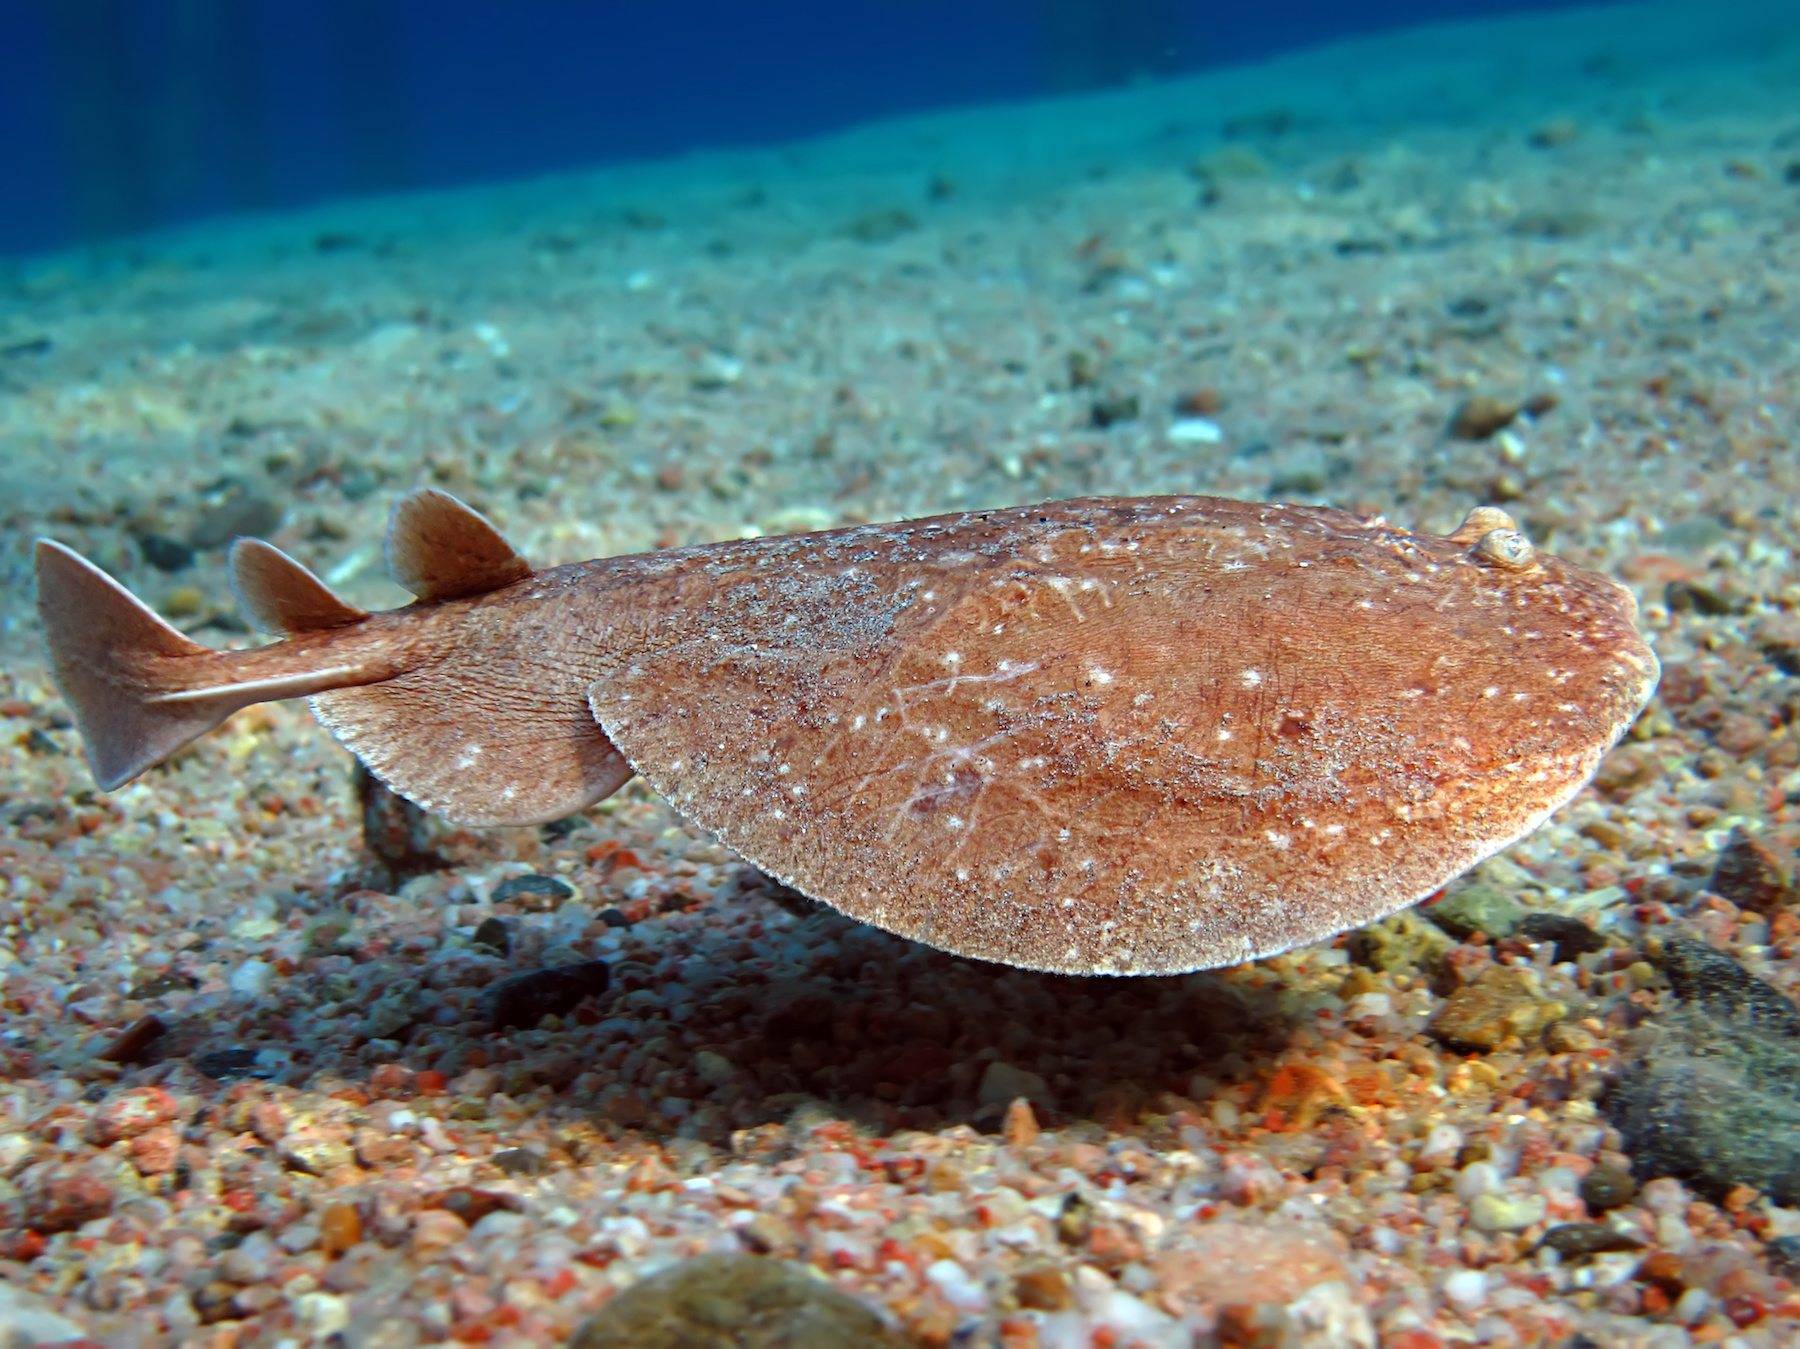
2;1;1797;1344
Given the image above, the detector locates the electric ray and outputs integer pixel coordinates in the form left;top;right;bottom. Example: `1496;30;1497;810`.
35;491;1657;974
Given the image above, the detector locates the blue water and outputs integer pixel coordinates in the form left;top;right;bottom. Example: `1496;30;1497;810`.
1;0;1608;256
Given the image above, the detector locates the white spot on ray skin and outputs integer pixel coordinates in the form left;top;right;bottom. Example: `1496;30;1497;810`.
1241;668;1263;688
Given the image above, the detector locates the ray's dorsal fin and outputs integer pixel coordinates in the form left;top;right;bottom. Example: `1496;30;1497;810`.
385;488;532;603
230;538;369;635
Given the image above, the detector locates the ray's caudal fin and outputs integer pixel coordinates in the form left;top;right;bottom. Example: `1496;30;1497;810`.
35;489;635;827
33;538;390;790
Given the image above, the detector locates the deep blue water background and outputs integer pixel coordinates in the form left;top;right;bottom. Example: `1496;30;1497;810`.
3;0;1608;257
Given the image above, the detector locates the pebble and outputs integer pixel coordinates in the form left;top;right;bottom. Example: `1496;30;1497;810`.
694;1050;735;1086
1518;912;1607;962
228;959;274;998
1709;827;1796;914
1538;1223;1644;1257
0;1285;89;1345
1442;1268;1488;1310
1469;1191;1547;1232
484;959;612;1030
569;1253;906;1348
1426;882;1525;940
1580;1162;1638;1212
1604;940;1800;1204
1168;416;1224;444
1447;394;1520;440
88;1086;179;1144
1428;966;1566;1052
491;872;577;911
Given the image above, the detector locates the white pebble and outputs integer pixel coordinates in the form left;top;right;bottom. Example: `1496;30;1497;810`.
1168;416;1224;445
1443;1268;1488;1310
228;959;272;998
926;1258;987;1310
1454;1161;1503;1200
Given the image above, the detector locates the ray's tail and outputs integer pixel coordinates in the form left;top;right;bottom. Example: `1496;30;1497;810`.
33;539;383;790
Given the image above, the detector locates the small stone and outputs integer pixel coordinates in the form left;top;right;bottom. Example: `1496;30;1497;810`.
1002;1097;1040;1147
1428;966;1566;1052
1654;935;1800;1035
1665;579;1737;616
193;1046;267;1080
1089;392;1140;429
23;1168;114;1233
1580;1162;1638;1212
89;1085;180;1144
138;532;196;572
694;1050;735;1086
128;1125;180;1176
491;872;577;912
190;484;282;550
569;1253;905;1348
1538;1223;1644;1257
485;960;611;1030
1426;882;1525;940
1767;1234;1800;1279
1529;117;1580;148
1348;910;1454;972
1709;827;1797;915
0;1285;89;1345
739;1211;797;1255
410;1208;469;1254
977;1060;1050;1108
1519;912;1608;962
1469;1191;1547;1232
841;208;919;244
420;1187;521;1226
319;1202;362;1256
471;916;512;955
1013;1264;1073;1311
1168;416;1224;445
1448;394;1521;440
283;1134;355;1176
493;1147;547;1176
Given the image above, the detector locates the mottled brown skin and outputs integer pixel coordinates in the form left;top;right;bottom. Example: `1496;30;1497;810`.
37;493;1657;975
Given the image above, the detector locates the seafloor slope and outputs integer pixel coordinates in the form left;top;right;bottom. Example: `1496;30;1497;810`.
1;1;1796;1344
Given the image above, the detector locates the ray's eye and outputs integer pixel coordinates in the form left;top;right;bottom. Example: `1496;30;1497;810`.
1472;528;1535;572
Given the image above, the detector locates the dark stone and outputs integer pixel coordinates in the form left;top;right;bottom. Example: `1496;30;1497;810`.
1767;1233;1800;1279
355;763;447;886
193;1047;268;1080
471;917;511;956
1579;1161;1637;1212
189;484;282;550
1538;1223;1644;1257
1664;579;1737;616
491;873;576;912
569;1252;905;1348
597;907;632;929
492;1147;547;1176
841;208;919;244
1603;938;1800;1204
137;532;196;573
1519;912;1608;962
1089;392;1140;429
485;961;611;1031
129;969;199;999
1709;827;1797;915
1654;936;1800;1035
